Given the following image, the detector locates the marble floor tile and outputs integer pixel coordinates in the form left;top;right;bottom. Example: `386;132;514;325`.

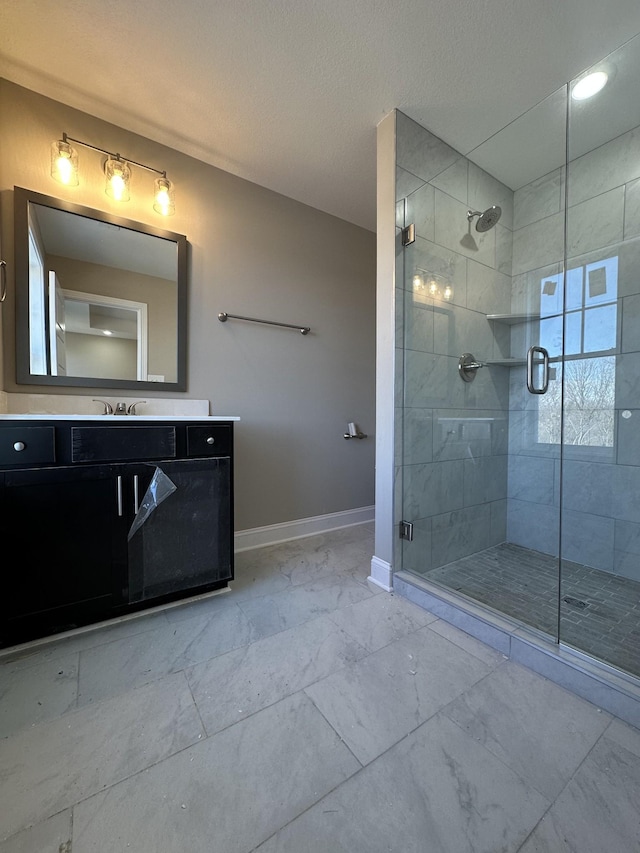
518;723;640;853
77;602;261;705
1;526;637;853
442;661;612;800
427;618;508;667
0;672;204;843
0;609;169;672
234;528;372;590
228;556;293;602
236;572;375;636
186;614;367;736
604;717;640;757
254;712;549;853
275;537;375;587
327;590;436;653
71;692;360;853
0;810;72;853
0;651;78;739
338;555;385;594
305;625;493;765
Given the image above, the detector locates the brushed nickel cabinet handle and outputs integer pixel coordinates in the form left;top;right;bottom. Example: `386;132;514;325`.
133;475;139;515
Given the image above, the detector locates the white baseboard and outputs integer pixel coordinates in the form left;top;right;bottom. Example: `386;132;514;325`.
368;555;393;591
234;505;374;552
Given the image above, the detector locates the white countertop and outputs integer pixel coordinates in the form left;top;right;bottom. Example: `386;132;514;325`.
0;415;240;422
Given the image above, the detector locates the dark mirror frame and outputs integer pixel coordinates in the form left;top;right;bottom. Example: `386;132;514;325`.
13;186;188;392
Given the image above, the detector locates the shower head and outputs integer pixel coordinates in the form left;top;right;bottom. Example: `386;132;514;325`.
467;205;502;232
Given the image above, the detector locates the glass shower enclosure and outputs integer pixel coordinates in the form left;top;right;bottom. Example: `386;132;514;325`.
396;33;640;680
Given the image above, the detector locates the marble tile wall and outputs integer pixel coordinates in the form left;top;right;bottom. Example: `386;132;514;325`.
508;120;640;580
395;112;511;574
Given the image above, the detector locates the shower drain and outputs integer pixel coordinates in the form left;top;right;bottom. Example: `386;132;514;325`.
563;596;588;609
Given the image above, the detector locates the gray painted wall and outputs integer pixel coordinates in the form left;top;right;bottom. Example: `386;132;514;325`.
0;80;376;531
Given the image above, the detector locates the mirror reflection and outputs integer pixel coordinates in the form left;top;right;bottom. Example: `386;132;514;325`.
15;188;187;391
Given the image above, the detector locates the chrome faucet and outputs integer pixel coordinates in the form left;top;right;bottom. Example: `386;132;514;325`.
127;401;147;416
114;402;128;415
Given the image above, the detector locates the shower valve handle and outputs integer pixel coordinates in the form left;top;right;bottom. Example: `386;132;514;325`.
458;353;486;382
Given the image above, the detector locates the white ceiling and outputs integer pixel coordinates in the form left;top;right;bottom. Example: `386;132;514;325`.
2;0;640;231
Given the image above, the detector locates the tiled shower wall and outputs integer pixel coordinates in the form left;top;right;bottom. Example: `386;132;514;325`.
507;124;640;580
395;111;512;575
506;164;565;558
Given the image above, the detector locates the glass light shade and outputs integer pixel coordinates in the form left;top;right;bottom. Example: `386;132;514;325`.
51;139;79;186
443;284;453;300
153;177;175;216
428;279;439;296
104;157;131;202
412;273;423;289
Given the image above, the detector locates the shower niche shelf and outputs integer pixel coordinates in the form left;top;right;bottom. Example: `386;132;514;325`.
485;358;527;366
486;312;562;325
485;312;563;367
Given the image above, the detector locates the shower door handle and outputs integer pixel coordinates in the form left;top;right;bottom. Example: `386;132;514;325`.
527;346;549;394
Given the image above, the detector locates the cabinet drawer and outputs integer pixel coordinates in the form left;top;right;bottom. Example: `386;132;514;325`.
72;426;176;463
0;427;55;467
186;425;231;457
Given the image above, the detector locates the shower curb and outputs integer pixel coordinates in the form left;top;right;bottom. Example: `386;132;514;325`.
394;571;640;730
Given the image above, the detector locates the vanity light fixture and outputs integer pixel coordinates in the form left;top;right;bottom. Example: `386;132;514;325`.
153;177;175;216
50;133;176;215
104;156;131;202
51;137;79;186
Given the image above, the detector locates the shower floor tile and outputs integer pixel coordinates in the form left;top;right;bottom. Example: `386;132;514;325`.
420;543;640;678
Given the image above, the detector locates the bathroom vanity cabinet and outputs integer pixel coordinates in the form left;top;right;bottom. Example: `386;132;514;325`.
0;417;235;648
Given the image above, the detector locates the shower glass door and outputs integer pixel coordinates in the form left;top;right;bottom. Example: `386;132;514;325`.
396;34;640;680
559;35;640;678
396;90;567;643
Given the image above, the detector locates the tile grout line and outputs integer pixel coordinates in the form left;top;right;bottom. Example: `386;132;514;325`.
182;629;373;742
513;719;617;853
182;669;209;742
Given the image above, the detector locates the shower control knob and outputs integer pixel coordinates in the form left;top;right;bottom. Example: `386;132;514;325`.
13;441;25;452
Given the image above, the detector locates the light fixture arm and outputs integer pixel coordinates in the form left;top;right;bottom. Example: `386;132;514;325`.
61;133;167;179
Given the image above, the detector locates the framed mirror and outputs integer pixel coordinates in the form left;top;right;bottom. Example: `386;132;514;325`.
13;186;187;391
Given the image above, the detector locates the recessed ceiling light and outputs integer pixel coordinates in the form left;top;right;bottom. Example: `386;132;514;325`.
571;71;608;101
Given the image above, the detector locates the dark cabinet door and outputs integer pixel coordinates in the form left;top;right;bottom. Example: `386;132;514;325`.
1;464;126;645
125;457;232;604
